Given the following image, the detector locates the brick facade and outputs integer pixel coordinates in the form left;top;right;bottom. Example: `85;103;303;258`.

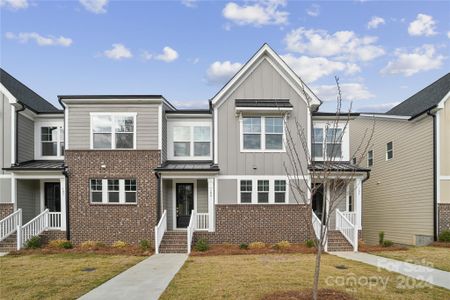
40;230;67;244
194;204;311;244
0;203;14;219
65;150;159;245
438;203;450;235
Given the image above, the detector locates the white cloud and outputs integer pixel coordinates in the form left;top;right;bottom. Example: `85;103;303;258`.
103;43;132;60
312;83;375;102
367;16;385;29
381;44;445;76
447;31;450;39
284;27;385;61
306;4;320;17
0;0;28;10
356;102;400;113
155;47;179;62
206;61;243;85
281;54;360;83
5;32;72;47
222;0;288;27
181;0;197;8
79;0;108;14
172;100;209;109
408;13;437;36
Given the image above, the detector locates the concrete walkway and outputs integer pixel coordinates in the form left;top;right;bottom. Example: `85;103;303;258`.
79;254;187;300
331;252;450;290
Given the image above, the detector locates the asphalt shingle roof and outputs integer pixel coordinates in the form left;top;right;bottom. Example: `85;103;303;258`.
387;73;450;118
0;68;61;113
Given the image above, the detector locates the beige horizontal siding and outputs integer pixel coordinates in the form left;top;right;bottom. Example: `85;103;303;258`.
439;98;450;203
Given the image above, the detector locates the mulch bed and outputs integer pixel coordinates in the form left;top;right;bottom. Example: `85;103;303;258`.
261;289;355;300
8;245;153;256
358;242;408;253
191;244;317;256
430;242;450;248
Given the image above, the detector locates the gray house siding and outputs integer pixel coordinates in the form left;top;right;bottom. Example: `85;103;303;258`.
16;180;40;223
67;105;160;150
197;179;208;213
17;114;34;162
0;93;12;171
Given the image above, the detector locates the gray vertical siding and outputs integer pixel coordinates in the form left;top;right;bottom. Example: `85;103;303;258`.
162;179;174;230
0;93;12;171
17;114;34;163
17;180;40;223
218;179;237;204
0;178;11;203
162;104;169;162
216;58;308;175
67;105;160;150
197;180;208;213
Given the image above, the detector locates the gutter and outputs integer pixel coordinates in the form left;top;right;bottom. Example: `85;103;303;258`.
427;110;438;241
62;166;70;241
14;102;26;166
155;172;161;223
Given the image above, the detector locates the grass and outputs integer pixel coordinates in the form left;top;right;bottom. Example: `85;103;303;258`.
160;253;450;299
0;253;144;299
371;246;450;272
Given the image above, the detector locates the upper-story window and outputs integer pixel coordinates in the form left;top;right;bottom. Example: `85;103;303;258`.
241;116;284;152
168;120;212;160
91;113;136;149
368;150;374;167
35;120;64;159
312;122;348;161
386;142;393;160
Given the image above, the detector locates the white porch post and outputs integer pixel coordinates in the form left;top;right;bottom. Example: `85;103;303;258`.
11;174;17;211
60;177;66;231
207;178;214;232
355;178;362;230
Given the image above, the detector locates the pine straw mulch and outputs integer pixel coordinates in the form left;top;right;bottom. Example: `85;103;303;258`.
191;243;317;256
430;241;450;248
8;245;153;256
261;289;355;300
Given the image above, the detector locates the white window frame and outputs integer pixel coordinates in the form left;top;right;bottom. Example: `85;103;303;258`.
90;179;137;204
237;178;289;204
240;115;286;153
386;142;393;160
367;150;374;167
35;120;64;160
90;113;137;150
312;122;350;161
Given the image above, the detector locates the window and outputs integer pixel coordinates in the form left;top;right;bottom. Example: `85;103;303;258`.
92;114;135;149
174;127;191;156
274;180;286;203
90;179;137;204
40;126;64;157
265;117;283;150
326;128;343;158
242;116;284;151
312;128;324;157
257;180;269;203
90;179;103;203
313;125;345;159
352;157;357;165
368;150;373;167
240;180;252;203
386;142;393;160
243;117;261;150
171;125;211;158
193;126;211;156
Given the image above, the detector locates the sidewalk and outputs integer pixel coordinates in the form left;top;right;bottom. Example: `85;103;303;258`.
79;253;187;300
331;251;450;290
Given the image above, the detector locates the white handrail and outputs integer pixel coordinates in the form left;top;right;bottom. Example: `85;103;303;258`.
336;209;358;251
0;209;22;242
48;212;62;229
342;211;356;225
312;211;328;251
21;209;49;248
154;210;167;254
187;210;196;254
196;213;209;230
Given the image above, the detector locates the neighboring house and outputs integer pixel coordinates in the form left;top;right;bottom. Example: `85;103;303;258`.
350;73;450;246
0;45;368;253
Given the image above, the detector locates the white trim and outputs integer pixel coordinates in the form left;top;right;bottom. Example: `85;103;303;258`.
312;121;350;161
0;174;12;178
34;119;65;160
240;115;286;153
359;114;410;120
367;149;374;167
0;83;18;104
436;111;441;204
437;90;450;109
61;98;166;105
166;113;212;119
172;179;197;230
12;174;64;179
235;107;293;112
207;178;214;232
11;105;15;165
386;141;394;161
63;103;69;150
440;176;450;180
158;104;162;150
90;178;137;204
237;178;289;204
11;174;16;210
160;175;216;179
345;184;350;212
213;108;218;164
90;112;137;150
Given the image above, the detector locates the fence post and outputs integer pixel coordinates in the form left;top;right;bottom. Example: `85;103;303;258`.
16;211;22;251
353;225;358;252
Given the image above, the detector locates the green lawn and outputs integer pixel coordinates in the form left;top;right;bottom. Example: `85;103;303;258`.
161;253;450;299
371;246;450;272
0;253;144;299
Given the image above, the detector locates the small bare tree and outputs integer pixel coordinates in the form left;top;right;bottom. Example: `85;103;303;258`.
283;77;375;300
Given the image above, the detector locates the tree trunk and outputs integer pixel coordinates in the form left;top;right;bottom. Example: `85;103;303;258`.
312;244;323;300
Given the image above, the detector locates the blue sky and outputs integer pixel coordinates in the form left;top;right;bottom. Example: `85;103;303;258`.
1;0;449;112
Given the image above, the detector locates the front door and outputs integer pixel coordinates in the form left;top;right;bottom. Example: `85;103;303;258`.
44;182;61;212
312;184;326;223
176;183;194;228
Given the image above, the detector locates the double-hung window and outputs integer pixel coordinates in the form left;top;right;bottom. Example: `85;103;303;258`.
239;179;288;204
265;117;283;150
312;125;345;160
242;116;284;151
242;117;262;150
386;142;393;160
40;126;64;157
257;180;269;203
174;127;191;157
240;180;252;203
124;179;137;203
90;179;103;203
312;128;324;158
368;150;374;167
91;113;135;149
172;125;211;158
326;128;343;158
90;179;137;204
274;180;286;203
108;180;120;203
193;126;211;156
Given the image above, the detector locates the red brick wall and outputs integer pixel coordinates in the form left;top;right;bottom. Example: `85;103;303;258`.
0;203;14;219
65;150;159;245
40;230;67;244
194;204;311;244
439;203;450;235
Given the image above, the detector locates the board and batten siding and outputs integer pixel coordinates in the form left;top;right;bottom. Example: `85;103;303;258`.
0;93;12;171
439;98;450;204
17;114;34;162
350;116;434;245
216;58;309;176
16;180;40;223
67;105;160;150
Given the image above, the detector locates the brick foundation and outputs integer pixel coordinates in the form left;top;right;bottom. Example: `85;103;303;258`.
438;203;450;235
194;204;311;244
65;150;159;246
40;230;67;244
0;203;14;219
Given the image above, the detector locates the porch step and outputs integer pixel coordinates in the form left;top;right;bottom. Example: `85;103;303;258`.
327;230;354;252
159;231;188;254
0;232;17;252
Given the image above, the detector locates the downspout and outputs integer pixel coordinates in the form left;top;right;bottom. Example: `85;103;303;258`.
14;102;25;166
62;166;70;240
155;172;161;223
427;110;438;241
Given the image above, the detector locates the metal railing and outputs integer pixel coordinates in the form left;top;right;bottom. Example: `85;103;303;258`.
154;210;167;254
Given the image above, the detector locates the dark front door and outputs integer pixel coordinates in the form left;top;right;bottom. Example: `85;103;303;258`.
312;184;326;223
176;183;194;228
44;182;61;212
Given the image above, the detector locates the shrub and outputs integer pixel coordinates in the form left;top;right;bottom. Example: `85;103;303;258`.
273;241;291;250
305;239;315;248
112;241;128;248
48;239;72;249
25;236;41;249
139;240;151;251
239;243;249;250
194;239;209;252
382;240;394;247
248;242;266;249
80;240;105;249
378;231;385;245
438;230;450;242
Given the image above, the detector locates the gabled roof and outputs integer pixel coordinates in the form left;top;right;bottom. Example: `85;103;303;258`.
210;43;321;108
0;68;61;113
387;73;450;118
